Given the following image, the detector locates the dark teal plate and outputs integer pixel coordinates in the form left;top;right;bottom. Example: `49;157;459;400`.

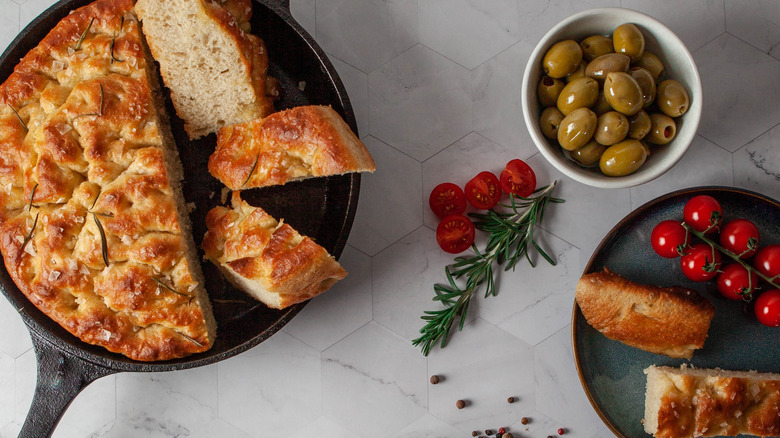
572;186;780;438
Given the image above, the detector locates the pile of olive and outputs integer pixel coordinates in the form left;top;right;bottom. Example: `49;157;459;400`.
536;23;690;177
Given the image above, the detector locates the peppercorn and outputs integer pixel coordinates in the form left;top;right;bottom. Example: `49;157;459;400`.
430;375;440;384
472;432;479;437
507;396;515;403
520;417;528;425
558;427;565;435
498;427;506;434
485;430;493;435
456;399;465;409
502;434;514;438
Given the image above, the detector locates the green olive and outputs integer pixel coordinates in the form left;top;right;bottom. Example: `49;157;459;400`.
635;51;665;80
557;107;597;151
594;111;629;146
585;53;630;82
628;110;651;140
580;35;614;62
566;62;587;83
539;107;565;140
556;77;599;115
572;140;607;166
542;40;583;78
603;72;643;116
592;91;612;116
537;76;566;108
612;23;645;62
647;112;677;144
656;79;690;117
599;139;648;177
629;67;656;108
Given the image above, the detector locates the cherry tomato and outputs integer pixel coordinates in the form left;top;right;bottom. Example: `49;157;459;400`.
716;264;758;301
499;159;536;198
436;214;475;254
650;220;687;258
719;219;760;259
754;289;780;327
683;195;722;234
754;244;780;282
429;183;467;218
464;171;501;210
680;243;721;282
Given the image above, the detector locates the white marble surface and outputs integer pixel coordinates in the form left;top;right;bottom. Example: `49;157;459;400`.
0;1;779;437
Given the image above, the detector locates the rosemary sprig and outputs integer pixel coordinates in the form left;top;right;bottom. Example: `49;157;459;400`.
73;17;94;51
151;276;192;301
91;212;109;267
27;183;38;211
177;332;204;348
71;84;104;122
7;104;27;131
413;181;564;356
20;212;39;253
242;153;260;187
110;17;125;64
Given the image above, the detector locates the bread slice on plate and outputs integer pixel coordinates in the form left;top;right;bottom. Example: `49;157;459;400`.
202;192;347;309
208;105;376;190
575;269;715;359
0;0;215;361
134;0;275;139
644;365;780;438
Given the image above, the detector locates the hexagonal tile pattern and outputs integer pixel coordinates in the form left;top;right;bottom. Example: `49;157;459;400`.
290;0;316;37
0;1;20;50
391;413;460;437
52;375;116;438
419;0;521;69
621;0;725;52
19;0;57;31
329;55;369;138
535;326;614;437
508;410;562;438
514;0;620;43
322;322;426;437
734;122;780;201
218;331;320;434
427;318;534;433
290;416;360;438
315;0;417;73
369;44;472;162
348;136;422;256
472;40;538;157
115;366;216;437
726;0;780;61
0;352;13;429
695;33;780;152
0;297;32;358
422;132;526;229
630;135;734;209
13;349;34;425
283;245;372;351
372;226;474;342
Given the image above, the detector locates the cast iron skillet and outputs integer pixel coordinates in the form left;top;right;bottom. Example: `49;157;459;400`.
0;0;360;436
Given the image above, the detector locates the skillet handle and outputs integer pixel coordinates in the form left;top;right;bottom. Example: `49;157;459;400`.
18;335;116;438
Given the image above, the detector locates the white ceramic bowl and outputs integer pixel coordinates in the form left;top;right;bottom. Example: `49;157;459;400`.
522;8;702;189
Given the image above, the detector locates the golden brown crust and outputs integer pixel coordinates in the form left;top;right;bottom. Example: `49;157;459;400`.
203;193;347;309
646;366;780;438
0;0;214;361
209;105;376;190
575;269;715;359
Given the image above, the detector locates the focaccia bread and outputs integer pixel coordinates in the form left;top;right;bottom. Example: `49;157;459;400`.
0;0;215;361
645;365;780;438
576;269;715;359
208;105;376;190
202;192;347;309
135;0;276;139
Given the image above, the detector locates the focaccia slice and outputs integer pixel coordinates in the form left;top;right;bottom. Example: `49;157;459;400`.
208;105;376;190
0;0;215;361
202;192;347;309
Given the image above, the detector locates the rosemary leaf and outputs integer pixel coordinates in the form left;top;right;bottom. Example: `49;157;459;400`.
20;212;39;253
27;183;38;211
151;277;193;302
73;17;94;51
7;104;27;131
70;84;104;123
110;17;126;64
242;153;260;187
177;332;204;348
92;212;109;267
413;180;563;356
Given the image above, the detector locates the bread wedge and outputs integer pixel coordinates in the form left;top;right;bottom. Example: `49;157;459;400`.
208;105;376;190
135;0;275;139
202;192;347;309
576;269;714;359
645;365;780;438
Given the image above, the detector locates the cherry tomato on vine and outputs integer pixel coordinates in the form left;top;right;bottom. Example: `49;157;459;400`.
683;195;722;234
499;159;536;198
651;220;687;258
754;289;780;327
754;244;780;281
436;214;475;254
680;243;721;282
464;171;501;210
719;219;760;259
716;264;758;301
429;182;467;218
